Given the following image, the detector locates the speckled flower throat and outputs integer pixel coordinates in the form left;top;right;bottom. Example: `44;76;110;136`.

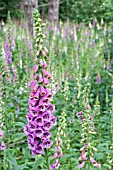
24;10;57;155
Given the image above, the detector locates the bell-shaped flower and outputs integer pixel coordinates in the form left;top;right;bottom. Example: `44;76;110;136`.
42;69;48;77
42;139;53;148
42;112;52;122
46;104;55;113
39;86;46;96
35;116;44;126
34;90;40;100
26;113;34;122
0;142;6;150
43;121;53;131
38;75;43;83
43;62;48;69
42;131;51;140
45;88;52;98
36;145;44;154
43;78;49;85
35;127;43;138
33;64;38;73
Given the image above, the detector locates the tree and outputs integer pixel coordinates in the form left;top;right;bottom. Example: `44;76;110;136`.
48;0;60;22
22;0;38;34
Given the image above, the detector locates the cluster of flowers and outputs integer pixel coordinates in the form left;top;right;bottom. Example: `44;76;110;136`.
5;35;12;65
76;106;101;169
50;137;63;170
0;99;6;151
24;10;57;155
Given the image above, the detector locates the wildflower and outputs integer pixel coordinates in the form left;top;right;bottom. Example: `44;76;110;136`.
78;162;85;169
24;10;56;156
97;73;101;84
0;130;4;139
5;35;12;64
0;142;6;150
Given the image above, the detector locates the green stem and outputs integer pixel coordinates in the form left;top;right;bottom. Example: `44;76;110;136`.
45;149;50;170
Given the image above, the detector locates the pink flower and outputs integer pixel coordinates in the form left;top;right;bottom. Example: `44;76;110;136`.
78;162;85;169
0;130;4;139
90;157;96;164
58;152;63;157
0;142;6;150
52;152;58;159
42;51;46;57
44;47;48;53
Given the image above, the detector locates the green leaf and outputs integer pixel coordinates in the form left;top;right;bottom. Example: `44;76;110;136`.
32;158;45;170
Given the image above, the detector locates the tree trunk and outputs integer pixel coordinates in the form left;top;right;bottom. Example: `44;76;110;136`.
48;0;60;23
22;0;38;34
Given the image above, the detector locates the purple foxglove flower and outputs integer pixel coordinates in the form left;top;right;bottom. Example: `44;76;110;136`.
0;142;6;150
40;61;43;67
97;74;101;84
86;104;91;110
29;80;37;88
43;62;48;69
29;107;38;115
93;19;97;28
76;111;83;117
31;82;38;92
51;115;57;125
38;76;43;83
35;128;43;138
29;98;37;107
43;121;53;131
36;145;44;154
26;113;34;122
58;152;63;157
34;56;38;62
50;165;55;170
42;96;49;105
39;86;46;96
28;138;39;149
24;125;30;135
45;88;52;98
30;92;35;98
0;130;4;138
78;162;85;169
43;78;49;85
51;159;58;168
42;112;51;121
29;121;38;131
37;100;45;111
42;139;53;148
46;73;51;79
42;51;46;57
35;116;44;126
27;134;35;143
5;38;12;64
46;104;55;113
91;40;95;48
34;90;40;100
42;69;48;76
25;13;57;156
42;131;51;140
90;157;96;164
84;157;88;161
33;73;38;79
28;141;35;150
33;64;38;73
52;152;58;159
44;47;48;53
